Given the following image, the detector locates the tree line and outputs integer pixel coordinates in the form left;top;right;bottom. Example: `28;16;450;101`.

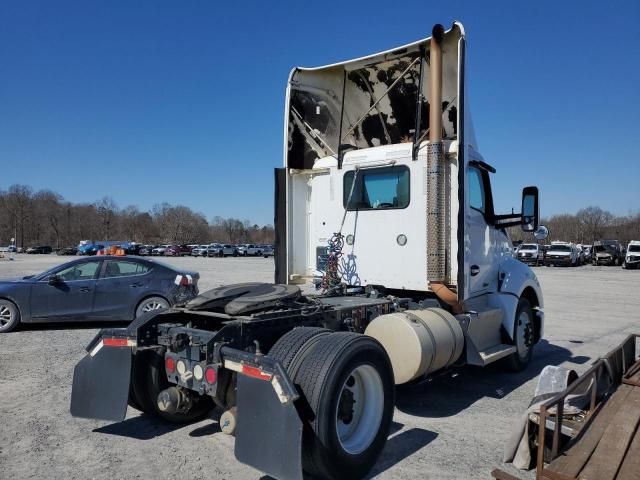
0;184;275;248
1;184;637;249
509;206;640;245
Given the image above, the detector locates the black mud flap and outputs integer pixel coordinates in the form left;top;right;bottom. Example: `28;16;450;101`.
70;345;132;421
235;374;303;480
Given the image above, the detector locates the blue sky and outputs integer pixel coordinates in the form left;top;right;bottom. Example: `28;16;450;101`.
1;1;638;225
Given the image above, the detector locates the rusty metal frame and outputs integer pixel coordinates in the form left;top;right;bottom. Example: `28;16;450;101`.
535;333;639;479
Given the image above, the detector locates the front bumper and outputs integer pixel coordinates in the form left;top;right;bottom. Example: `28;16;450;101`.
595;256;614;265
546;256;572;266
517;254;539;265
625;257;640;268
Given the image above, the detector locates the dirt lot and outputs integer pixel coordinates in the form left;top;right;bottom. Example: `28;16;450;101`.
0;254;638;479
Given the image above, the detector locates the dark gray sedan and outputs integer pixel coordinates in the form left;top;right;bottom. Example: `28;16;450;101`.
0;256;199;333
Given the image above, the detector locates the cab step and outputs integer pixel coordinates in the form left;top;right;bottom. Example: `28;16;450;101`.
477;344;516;365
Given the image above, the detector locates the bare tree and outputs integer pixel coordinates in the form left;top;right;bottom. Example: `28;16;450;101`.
95;197;117;241
1;185;33;248
577;206;614;244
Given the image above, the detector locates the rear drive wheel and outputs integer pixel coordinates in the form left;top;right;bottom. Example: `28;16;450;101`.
135;296;169;318
505;297;535;372
129;348;213;423
269;327;331;371
0;299;20;333
286;332;394;479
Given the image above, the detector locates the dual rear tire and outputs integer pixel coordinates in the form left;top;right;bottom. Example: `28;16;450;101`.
269;328;395;479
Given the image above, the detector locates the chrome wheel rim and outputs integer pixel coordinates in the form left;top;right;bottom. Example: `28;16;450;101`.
335;364;384;455
516;311;532;359
0;303;14;327
142;300;166;313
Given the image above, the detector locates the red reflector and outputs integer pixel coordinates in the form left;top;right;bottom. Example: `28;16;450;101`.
205;367;217;384
103;338;128;347
165;356;176;373
242;365;272;381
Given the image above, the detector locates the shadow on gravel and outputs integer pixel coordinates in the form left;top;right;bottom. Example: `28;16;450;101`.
189;421;221;437
367;427;438;478
17;321;129;331
395;340;586;418
94;414;187;440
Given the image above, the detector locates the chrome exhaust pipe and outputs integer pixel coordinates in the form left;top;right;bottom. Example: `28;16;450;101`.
426;24;447;283
426;24;461;312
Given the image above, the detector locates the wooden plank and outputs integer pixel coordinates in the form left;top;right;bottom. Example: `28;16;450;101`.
490;468;523;480
616;422;640;480
547;385;633;477
623;362;640;387
578;387;640;480
624;359;640;379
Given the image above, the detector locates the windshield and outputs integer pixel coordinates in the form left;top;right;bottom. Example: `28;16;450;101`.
629;245;640;252
550;245;571;252
594;245;612;253
519;244;537;250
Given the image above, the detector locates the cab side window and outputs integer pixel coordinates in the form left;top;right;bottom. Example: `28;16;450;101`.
468;167;486;214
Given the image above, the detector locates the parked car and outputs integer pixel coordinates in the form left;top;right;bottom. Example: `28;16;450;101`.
26;246;53;254
152;245;171;256
7;246;17;253
215;244;238;257
165;245;192;257
57;246;79;256
191;245;210;257
622;241;640;269
237;244;265;256
138;245;156;256
545;242;580;267
581;245;593;263
0;256;199;333
121;243;144;255
261;245;274;257
78;244;104;256
515;243;544;266
593;240;624;266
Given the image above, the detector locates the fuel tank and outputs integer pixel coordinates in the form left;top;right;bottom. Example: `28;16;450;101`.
364;308;464;384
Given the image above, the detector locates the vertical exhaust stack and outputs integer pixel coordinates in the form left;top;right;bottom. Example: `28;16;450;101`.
426;24;460;312
426;24;447;283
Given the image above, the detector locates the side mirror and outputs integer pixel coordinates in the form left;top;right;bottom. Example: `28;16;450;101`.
534;225;549;241
48;274;61;285
521;186;539;232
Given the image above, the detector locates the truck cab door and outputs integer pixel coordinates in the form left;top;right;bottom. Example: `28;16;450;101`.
466;166;496;296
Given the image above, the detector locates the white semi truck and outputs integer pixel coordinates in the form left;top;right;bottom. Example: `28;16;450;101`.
70;22;547;480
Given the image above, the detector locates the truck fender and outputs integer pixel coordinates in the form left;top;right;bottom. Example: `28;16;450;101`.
496;257;544;340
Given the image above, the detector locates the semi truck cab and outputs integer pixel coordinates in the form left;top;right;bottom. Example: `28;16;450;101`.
71;22;548;480
277;22;546;351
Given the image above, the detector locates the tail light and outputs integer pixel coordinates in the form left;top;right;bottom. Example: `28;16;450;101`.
205;366;217;384
165;356;176;374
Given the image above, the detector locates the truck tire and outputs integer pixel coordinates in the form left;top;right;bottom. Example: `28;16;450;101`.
268;327;331;371
129;348;213;423
504;298;535;372
289;332;395;479
0;299;20;333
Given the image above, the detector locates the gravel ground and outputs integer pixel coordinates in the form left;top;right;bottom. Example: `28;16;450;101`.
0;254;638;479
